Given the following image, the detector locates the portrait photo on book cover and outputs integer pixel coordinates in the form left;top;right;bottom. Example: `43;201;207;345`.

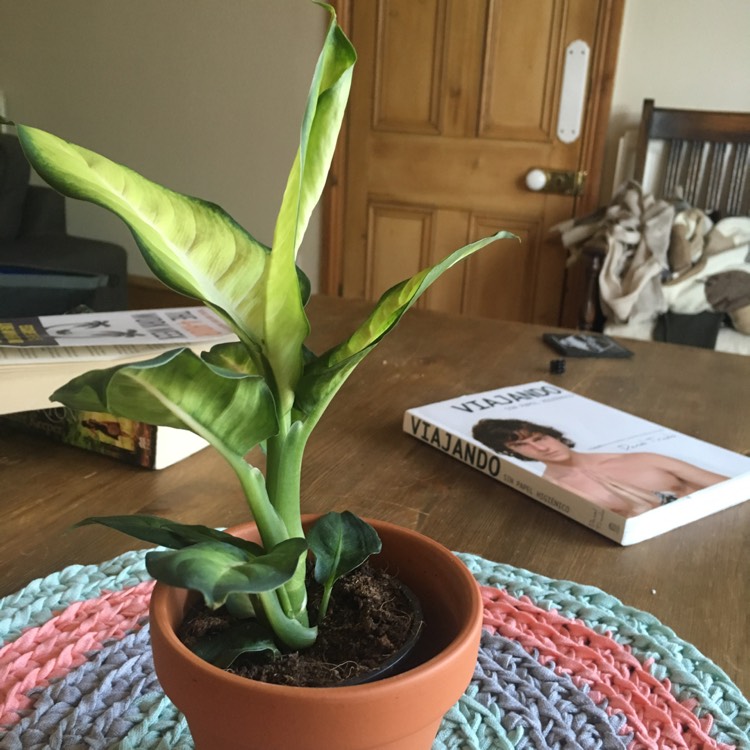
469;393;750;519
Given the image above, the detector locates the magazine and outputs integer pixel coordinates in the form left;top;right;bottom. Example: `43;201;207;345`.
403;381;750;545
0;307;238;415
0;306;236;363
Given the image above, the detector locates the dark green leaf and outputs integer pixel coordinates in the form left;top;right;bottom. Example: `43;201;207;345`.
296;265;312;306
145;537;308;608
192;619;280;669
75;515;264;555
308;511;381;617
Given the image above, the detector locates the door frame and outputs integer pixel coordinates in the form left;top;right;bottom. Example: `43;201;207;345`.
320;0;625;298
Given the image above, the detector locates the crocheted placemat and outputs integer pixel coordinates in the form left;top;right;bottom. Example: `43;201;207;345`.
0;550;747;749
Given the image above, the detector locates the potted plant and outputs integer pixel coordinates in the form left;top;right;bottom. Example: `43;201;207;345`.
7;5;512;748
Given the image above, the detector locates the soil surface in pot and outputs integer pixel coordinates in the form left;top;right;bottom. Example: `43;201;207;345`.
178;563;420;687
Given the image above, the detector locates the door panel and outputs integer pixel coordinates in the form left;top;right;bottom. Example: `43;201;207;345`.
479;0;563;141
373;0;446;134
330;0;623;325
463;216;538;321
366;203;432;296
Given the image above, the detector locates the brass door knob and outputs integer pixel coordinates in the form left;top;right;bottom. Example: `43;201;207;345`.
524;168;586;196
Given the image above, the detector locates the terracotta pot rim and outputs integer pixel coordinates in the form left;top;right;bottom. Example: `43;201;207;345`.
150;515;482;696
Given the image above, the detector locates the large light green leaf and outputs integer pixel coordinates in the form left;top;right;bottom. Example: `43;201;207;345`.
264;5;356;413
15;125;273;368
202;341;263;377
51;348;278;457
295;231;516;425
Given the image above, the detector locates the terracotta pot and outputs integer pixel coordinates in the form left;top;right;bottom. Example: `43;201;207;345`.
149;515;483;750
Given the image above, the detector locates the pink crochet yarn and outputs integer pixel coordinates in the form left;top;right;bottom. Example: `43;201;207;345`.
480;585;732;750
0;580;153;725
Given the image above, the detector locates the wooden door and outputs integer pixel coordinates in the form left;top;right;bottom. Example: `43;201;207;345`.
324;0;623;326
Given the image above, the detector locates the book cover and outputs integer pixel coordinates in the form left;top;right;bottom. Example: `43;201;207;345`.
403;381;750;545
0;406;208;470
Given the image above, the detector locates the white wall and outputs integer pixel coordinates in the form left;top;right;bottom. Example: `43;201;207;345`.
0;0;326;286
602;0;750;200
3;1;749;287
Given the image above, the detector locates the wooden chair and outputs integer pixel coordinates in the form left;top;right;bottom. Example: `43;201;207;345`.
579;98;750;330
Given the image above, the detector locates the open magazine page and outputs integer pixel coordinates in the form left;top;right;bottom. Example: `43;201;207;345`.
405;381;750;544
0;307;237;364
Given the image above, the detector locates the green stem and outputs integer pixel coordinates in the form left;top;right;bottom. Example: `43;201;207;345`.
264;429;288;516
264;418;310;619
224;450;310;630
257;589;317;650
226;455;288;549
272;422;306;536
318;582;333;620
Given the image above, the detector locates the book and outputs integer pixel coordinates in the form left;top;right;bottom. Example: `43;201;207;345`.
0;306;238;415
403;381;750;545
0;406;208;469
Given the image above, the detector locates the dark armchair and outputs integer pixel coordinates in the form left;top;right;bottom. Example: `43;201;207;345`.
0;133;128;316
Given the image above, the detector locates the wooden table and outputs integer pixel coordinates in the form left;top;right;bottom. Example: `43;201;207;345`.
1;295;748;694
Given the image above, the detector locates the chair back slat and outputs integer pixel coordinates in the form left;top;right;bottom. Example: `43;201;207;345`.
726;143;749;216
634;99;750;217
683;142;704;205
705;142;727;212
663;140;683;197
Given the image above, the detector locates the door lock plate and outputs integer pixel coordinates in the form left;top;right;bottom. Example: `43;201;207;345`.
526;169;587;196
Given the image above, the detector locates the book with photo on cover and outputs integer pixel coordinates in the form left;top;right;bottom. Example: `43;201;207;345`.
403;381;750;545
0;406;208;470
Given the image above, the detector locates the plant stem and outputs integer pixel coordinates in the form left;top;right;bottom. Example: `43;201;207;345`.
318;583;333;620
270;422;306;535
227;457;288;549
228;456;310;626
265;420;310;617
256;590;317;650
